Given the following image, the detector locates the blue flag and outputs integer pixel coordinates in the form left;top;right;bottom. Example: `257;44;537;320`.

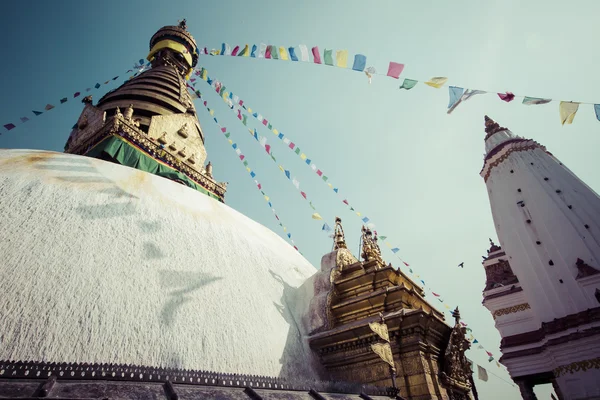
362;217;370;223
595;104;600;121
251;44;257;58
322;223;332;231
352;54;367;71
391;248;400;253
289;47;298;61
448;86;464;109
285;170;291;179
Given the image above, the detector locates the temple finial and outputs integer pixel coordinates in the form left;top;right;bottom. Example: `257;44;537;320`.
451;307;461;325
333;217;347;250
178;18;187;30
484;115;507;138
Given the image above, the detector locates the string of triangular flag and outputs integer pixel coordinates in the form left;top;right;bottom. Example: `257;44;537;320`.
194;92;300;252
2;59;151;133
192;65;504;369
195;67;326;223
201;42;600;125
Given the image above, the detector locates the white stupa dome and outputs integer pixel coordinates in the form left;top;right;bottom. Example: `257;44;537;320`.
0;149;319;380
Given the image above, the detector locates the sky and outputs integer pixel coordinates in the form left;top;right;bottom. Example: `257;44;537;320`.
2;0;600;398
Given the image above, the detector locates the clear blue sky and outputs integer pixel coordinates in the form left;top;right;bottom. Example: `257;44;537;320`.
2;1;600;398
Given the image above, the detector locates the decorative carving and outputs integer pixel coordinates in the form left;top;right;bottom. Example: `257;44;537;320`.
487;238;501;254
575;258;600;279
123;104;134;121
115;107;123;119
168;142;177;151
188;153;196;164
335;248;358;270
482;141;540;182
178;147;187;158
177;123;190;138
360;226;384;267
554;357;600;377
81;95;93;104
333;217;347;250
440;307;473;396
157;132;168;144
205;161;213;178
484;259;519;291
492;303;531;320
484;115;507;140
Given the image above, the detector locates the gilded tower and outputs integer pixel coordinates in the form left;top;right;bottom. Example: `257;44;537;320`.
64;20;227;201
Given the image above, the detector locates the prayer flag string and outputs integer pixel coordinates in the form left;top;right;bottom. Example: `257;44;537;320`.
196;66;328;224
195;92;301;252
2;59;151;133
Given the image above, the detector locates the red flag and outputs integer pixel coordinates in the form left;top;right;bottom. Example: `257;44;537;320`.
3;123;16;131
262;119;268;126
403;262;409;267
265;144;271;154
265;46;272;59
73;92;80;98
239;155;245;160
221;127;227;133
316;170;323;177
386;62;405;79
289;142;295;149
498;92;515;102
312;46;322;64
231;45;240;56
486;351;493;357
257;183;262;190
432;292;440;297
301;192;307;199
343;199;349;205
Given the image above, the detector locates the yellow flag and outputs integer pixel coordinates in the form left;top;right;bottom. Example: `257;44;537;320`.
209;109;215;116
246;167;251;172
356;212;361;216
369;322;390;342
273;128;279;135
424;77;448;88
328;183;333;188
336;50;349;68
370;342;395;370
242;44;249;57
278;165;284;172
283;227;287;232
312;213;323;220
228;139;233;144
559;101;580;125
279;47;289;60
248;107;253;113
264;195;269;201
300;153;307;160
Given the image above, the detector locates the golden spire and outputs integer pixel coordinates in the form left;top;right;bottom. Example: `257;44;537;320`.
361;226;385;267
333;217;347;250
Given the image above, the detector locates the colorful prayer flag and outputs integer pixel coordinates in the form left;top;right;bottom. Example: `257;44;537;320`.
522;96;551;105
447;86;464;110
432;292;440;297
324;49;334;66
559;101;580;125
386;62;405;79
336;50;349;68
299;44;309;61
270;45;279;60
289;47;298;61
238;44;249;56
32;110;43;116
60;97;68;104
259;43;267;58
399;79;418;90
3;123;16;131
352;54;367;71
498;92;515;102
20;117;29;123
362;217;370;223
595;104;600;121
45;104;55;111
391;248;400;253
322;223;332;231
379;236;387;240
473;339;479;344
424;77;448;88
265;46;272;59
312;46;322;64
279;47;289;60
73;92;80;98
251;44;257;57
477;365;489;382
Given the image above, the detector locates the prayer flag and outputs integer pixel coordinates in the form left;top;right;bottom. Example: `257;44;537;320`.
265;46;272;59
259;43;267;58
352;54;367;71
45;104;55;111
238;44;249;56
379;236;387;241
399;79;418;90
32;110;43;116
112;76;118;80
312;46;322;64
425;77;448;88
322;223;332;231
486;351;493;357
386;62;405;79
595;104;600;121
362;217;370;223
299;44;309;61
477;365;489;382
391;248;400;253
522;96;551;105
20;117;29;123
59;97;66;104
251;44;257;57
74;92;80;98
432;292;440;297
312;213;323;220
498;92;515;102
448;86;464;110
271;45;279;60
343;199;349;205
324;49;333;66
95;83;101;89
301;192;307;199
279;46;289;60
4;123;16;131
488;356;494;362
292;178;300;189
285;170;291;179
221;43;231;55
559;101;580;125
473;339;478;344
336;50;349;68
289;47;298;61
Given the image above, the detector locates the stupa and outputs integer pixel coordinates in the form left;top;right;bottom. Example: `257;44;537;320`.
480;116;600;399
0;21;476;399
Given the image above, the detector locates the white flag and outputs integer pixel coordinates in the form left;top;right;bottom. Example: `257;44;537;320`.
224;43;232;56
292;178;300;189
299;44;309;61
258;43;267;58
235;148;241;155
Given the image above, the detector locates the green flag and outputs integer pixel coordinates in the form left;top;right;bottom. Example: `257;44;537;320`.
270;45;279;60
399;79;418;90
324;49;334;66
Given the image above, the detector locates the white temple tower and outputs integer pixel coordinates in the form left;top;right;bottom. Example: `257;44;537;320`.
480;116;600;400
